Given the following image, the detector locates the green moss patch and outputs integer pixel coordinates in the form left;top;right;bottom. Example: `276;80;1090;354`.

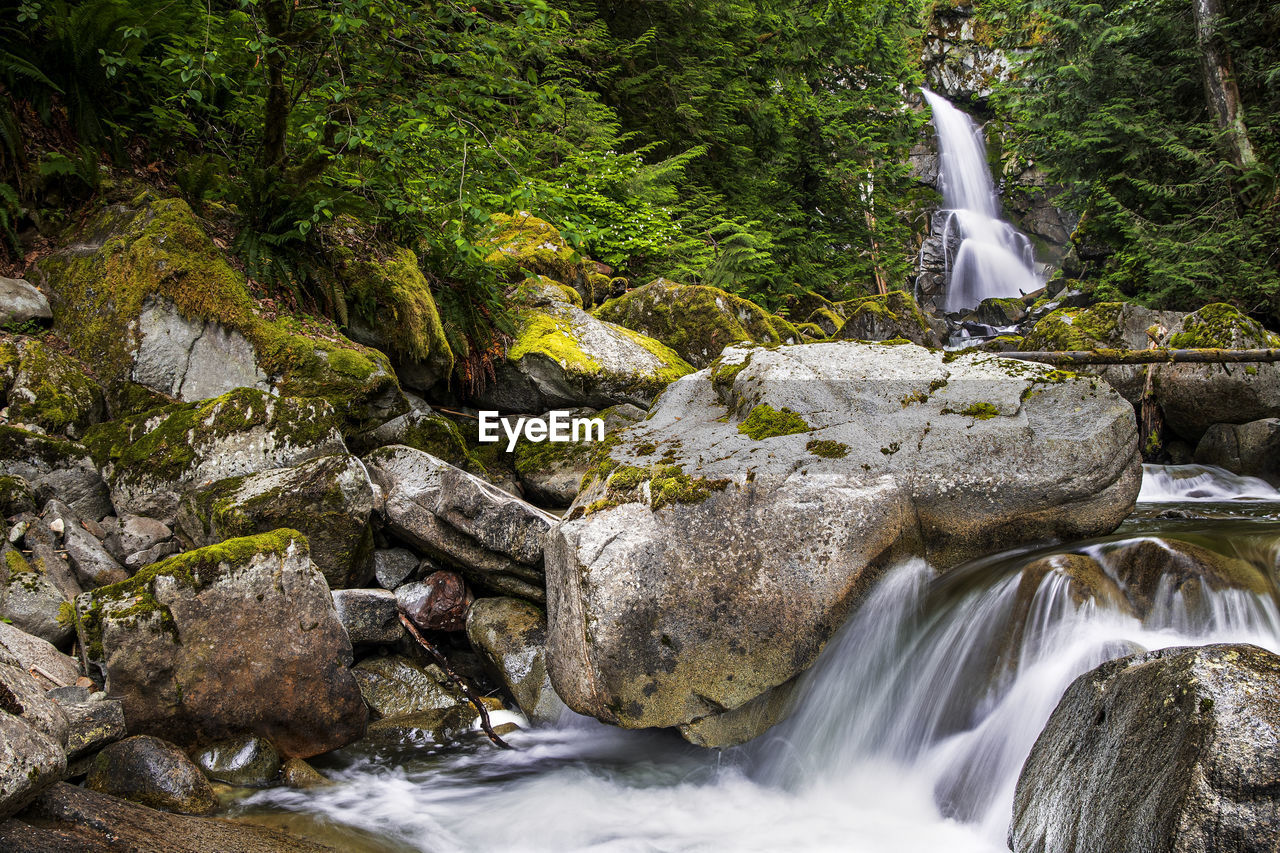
738;404;811;440
806;439;849;458
1022;302;1127;351
1166;303;1280;350
584;463;730;515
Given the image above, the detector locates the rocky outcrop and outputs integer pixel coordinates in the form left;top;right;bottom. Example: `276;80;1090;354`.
0;427;112;521
33;195;407;430
1011;644;1280;853
76;531;367;758
921;2;1016;102
834;291;943;347
0;339;104;440
1153;304;1280;441
364;446;555;602
84;389;346;520
594;278;799;368
1194;418;1280;483
176;453;375;589
466;597;566;725
545;341;1140;739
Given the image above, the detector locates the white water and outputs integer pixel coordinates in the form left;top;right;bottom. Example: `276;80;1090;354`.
1138;463;1280;502
923;90;1041;313
240;508;1280;853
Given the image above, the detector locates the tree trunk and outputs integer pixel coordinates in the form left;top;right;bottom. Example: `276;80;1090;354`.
259;0;291;170
1192;0;1256;170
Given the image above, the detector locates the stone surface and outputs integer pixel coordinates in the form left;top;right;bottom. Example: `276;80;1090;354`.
191;735;282;788
365;446;555;603
132;298;272;401
1;545;72;646
372;547;418;590
0;649;69;749
1194;418;1280;483
279;758;329;789
331;588;402;644
397;572;473;633
465;597;567;725
42;501;126;589
0;279;52;327
85;736;216;816
512;404;644;507
176;453;375;589
84;389;346;521
0;715;65;820
76;531;367;758
1;339;105;440
546;341;1141;738
834;291;942;347
0;428;112;522
105;515;173;563
0;622;79;688
351;654;463;719
0;782;339;852
1011;644;1280;853
57;696;126;760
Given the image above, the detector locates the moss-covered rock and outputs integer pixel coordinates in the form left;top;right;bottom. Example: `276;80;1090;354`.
512;404;644;507
482;212;588;296
973;297;1027;327
1022;302;1130;351
594;278;800;368
804;307;844;337
83;388;346;520
834;290;942;347
33;195;407;431
977;334;1025;353
191;735;282;788
175;454;375;590
474;300;693;413
1;542;72;646
75;530;367;758
1165;303;1280;350
0;337;104;439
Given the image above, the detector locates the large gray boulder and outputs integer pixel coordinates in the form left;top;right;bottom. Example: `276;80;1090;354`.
175;454;375;589
0;278;51;327
364;446;556;603
1011;644;1280;853
1;544;73;646
546;341;1141;740
83;389;346;520
1194;418;1280;483
0;640;69;818
76;530;367;758
512;404;644;507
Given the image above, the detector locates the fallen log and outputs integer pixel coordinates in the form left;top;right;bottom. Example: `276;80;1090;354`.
998;348;1280;366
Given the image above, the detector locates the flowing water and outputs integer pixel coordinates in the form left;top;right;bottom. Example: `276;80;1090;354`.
922;90;1041;313
234;465;1280;853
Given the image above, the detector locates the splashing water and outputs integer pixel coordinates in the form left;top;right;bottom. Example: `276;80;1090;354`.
922;89;1041;313
1138;463;1280;502
236;514;1280;852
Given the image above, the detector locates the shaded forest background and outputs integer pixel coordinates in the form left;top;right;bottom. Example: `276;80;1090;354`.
1;0;1277;363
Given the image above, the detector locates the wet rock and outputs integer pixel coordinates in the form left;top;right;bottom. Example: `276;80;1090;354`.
176;453;375;589
0;782;338;852
331;588;402;644
512;404;644;507
279;757;330;789
1011;644;1280;853
1154;304;1280;440
834;291;943;347
191;735;282;788
0;715;66;819
84;389;347;521
363;706;477;747
0;278;52;327
364;446;555;603
547;341;1140;737
351;654;463;719
0;427;112;522
1;545;72;646
1194;418;1280;483
465;597;567;725
594;278;799;368
76;531;367;758
678;678;800;749
85;736;216;816
973;297;1026;327
1103;537;1273;619
397;572;473;633
372;547;418;590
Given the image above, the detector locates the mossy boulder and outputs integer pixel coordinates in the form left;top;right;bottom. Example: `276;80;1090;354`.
348;407;487;478
512;404;644;507
594;278;801;368
804;307;844;337
339;246;454;392
74;530;367;758
175;454;375;590
834;290;942;347
33;195;407;431
0;337;104;439
977;334;1025;353
1154;304;1280;440
0;426;111;521
1;543;72;646
482;212;588;302
546;341;1140;740
83;388;345;520
973;296;1027;327
465;597;567;725
473;300;693;413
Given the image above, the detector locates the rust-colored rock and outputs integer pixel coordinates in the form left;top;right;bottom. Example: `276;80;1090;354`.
396;571;473;632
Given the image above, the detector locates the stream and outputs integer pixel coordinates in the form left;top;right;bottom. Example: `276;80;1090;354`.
231;464;1280;853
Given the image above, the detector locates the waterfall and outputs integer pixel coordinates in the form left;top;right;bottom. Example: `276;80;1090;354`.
923;89;1041;313
1137;463;1280;502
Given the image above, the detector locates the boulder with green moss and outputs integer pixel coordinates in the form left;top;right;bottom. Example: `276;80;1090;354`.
973;297;1026;327
0;338;104;440
482;212;589;302
0;427;111;521
594;278;800;368
33;195;407;431
83;388;345;521
364;445;556;603
546;341;1140;743
74;530;367;758
474;300;693;413
512;404;644;507
804;308;844;336
834;291;943;347
175;454;375;590
349;406;487;477
1;543;72;646
1153;303;1280;440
